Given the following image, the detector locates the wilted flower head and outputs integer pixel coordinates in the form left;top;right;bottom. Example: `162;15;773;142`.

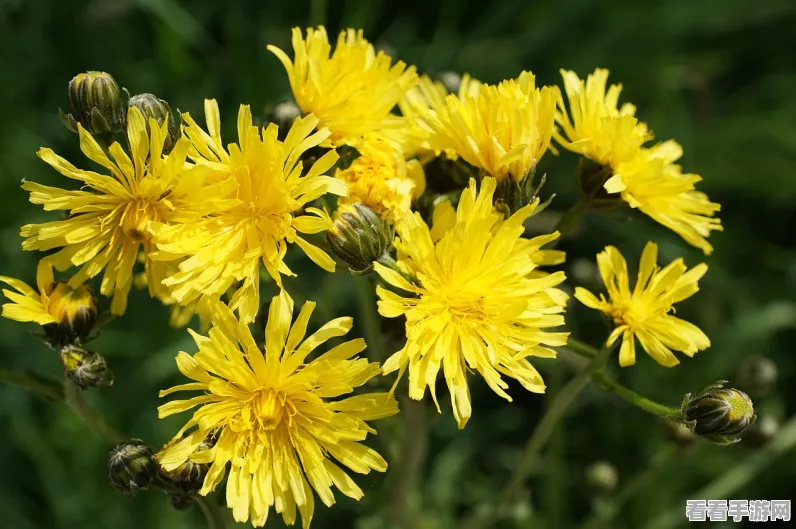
375;177;568;428
157;294;397;527
268;26;418;146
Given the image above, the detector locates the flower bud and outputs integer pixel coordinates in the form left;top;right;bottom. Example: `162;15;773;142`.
681;381;756;445
586;461;618;494
108;440;158;495
127;93;180;154
60;71;125;137
326;203;394;275
43;282;99;346
158;436;215;509
59;344;114;389
735;355;777;397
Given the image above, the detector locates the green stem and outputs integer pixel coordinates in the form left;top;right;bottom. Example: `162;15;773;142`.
196;496;226;529
592;371;682;421
465;343;614;529
308;0;328;26
646;414;796;529
0;369;64;401
548;198;590;249
566;339;682;422
386;396;429;529
353;275;386;360
63;378;125;444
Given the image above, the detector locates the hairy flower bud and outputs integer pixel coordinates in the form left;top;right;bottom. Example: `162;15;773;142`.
127;93;180;154
60;71;125;137
326;203;394;274
43;283;99;346
681;381;756;445
158;436;215;509
108;440;158;495
59;344;114;389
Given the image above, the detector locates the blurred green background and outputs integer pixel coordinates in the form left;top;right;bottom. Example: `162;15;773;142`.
1;0;795;528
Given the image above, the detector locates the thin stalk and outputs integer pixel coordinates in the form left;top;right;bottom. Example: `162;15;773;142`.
465;343;614;529
196;496;226;529
386;396;429;529
566;339;682;422
591;371;681;421
63;378;125;444
353;275;386;360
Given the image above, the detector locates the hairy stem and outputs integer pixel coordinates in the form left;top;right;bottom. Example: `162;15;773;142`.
0;369;64;401
387;396;429;528
63;378;125;444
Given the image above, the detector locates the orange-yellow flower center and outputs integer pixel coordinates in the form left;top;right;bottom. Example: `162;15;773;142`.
121;198;160;242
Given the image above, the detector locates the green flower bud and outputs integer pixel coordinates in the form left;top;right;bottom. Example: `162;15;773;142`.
60;71;125;137
108;440;158;495
59;345;114;390
586;461;618;494
681;381;756;445
326;203;394;275
127;93;180;154
43;282;99;346
735;355;777;397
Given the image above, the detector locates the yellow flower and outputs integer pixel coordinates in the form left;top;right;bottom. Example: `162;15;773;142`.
157;293;397;528
374;177;569;429
335;140;425;222
554;68;651;169
268;26;418;147
21;107;234;315
606;141;723;255
419;72;558;183
555;69;721;254
574;242;710;368
395;73;482;156
151;100;347;324
0;260;99;344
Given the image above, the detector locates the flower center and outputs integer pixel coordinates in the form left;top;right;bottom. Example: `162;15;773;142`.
253;389;286;431
121;199;159;242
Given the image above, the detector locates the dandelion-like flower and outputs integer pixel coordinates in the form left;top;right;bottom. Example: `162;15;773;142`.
555;68;722;254
21;107;234;315
268;26;418;147
604;141;723;255
335;140;425;222
157;293;397;528
574;242;710;367
419;72;558;183
374;177;569;428
554;68;651;170
151;100;347;323
396;74;482;156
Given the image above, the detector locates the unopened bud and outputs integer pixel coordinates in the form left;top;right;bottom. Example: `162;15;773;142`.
158;436;215;509
127;93;180;154
108;440;158;495
327;203;394;275
586;461;618;494
43;282;99;346
735;355;777;398
682;381;756;445
59;344;114;389
60;71;125;137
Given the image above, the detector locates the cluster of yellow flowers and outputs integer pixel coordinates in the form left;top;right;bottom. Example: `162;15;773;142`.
0;26;722;528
